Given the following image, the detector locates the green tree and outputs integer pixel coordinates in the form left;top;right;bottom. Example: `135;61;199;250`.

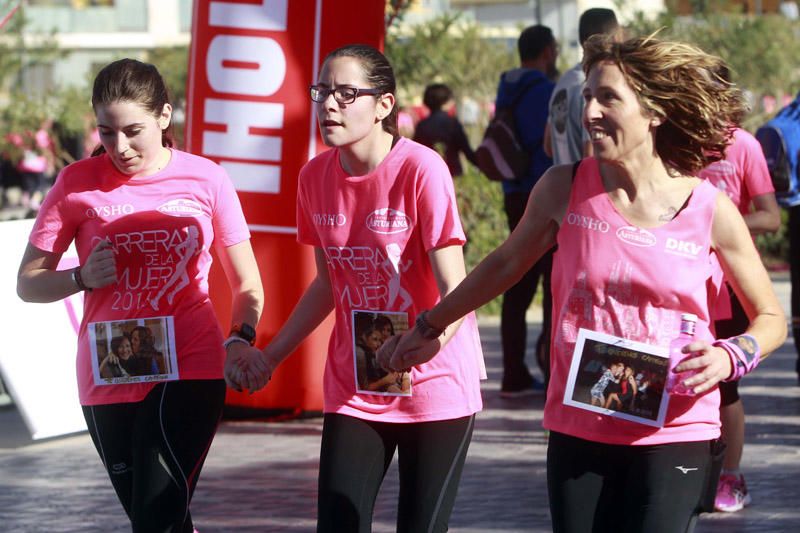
0;3;72;164
621;1;800;265
386;13;516;313
386;12;515;111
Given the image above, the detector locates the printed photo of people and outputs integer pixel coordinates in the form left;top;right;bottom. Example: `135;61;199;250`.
89;317;177;385
352;310;411;396
564;329;669;427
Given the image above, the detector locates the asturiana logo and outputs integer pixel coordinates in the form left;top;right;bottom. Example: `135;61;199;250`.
366;208;411;234
157;199;205;217
615;226;657;247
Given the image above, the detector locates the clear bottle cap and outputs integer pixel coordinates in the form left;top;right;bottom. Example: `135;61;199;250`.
680;313;698;323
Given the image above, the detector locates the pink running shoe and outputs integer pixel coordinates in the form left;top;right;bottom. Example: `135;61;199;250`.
714;473;752;513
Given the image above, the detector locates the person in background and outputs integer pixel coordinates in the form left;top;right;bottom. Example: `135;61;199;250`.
544;7;620;165
494;24;557;396
378;34;786;532
699;120;781;512
17;58;264;532
413;83;478;177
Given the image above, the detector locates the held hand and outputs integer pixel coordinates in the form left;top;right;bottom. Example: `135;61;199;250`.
224;343;272;393
80;239;117;289
673;341;733;395
377;328;442;372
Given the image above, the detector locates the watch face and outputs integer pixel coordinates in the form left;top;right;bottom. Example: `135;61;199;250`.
240;323;256;341
232;323;256;344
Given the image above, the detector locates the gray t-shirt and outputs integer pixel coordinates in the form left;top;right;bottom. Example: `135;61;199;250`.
548;63;588;165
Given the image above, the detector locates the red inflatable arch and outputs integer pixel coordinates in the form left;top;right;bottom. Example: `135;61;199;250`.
185;0;387;412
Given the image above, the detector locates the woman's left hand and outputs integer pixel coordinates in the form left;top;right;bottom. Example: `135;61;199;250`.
673;341;733;394
224;343;272;393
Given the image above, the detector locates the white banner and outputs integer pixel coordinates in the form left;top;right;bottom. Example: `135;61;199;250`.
0;219;86;439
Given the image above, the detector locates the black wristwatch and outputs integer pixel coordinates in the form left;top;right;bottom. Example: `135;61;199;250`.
415;310;445;340
229;323;257;346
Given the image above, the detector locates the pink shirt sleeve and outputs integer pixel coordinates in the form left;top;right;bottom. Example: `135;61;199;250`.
414;148;466;251
211;167;250;247
29;169;77;253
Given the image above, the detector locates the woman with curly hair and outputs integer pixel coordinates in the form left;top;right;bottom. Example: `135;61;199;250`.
378;33;786;532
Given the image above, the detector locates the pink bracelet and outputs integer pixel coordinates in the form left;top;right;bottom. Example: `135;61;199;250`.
713;335;761;382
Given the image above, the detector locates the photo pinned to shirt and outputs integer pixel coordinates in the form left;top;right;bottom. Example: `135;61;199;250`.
352;310;411;397
563;328;670;427
88;316;178;386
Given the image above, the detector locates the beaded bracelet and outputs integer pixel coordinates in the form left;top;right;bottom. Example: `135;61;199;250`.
713;334;761;382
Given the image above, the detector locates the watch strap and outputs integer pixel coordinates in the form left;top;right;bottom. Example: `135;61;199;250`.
230;323;256;345
71;266;92;292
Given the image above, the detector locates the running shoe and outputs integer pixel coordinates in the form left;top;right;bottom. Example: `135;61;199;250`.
714;473;752;513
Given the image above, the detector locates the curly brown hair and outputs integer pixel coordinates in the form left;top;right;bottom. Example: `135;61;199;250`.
582;33;747;175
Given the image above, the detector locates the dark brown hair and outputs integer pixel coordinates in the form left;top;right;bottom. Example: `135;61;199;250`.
91;58;174;156
323;44;398;138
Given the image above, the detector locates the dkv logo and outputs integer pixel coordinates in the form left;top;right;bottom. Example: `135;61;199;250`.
665;237;703;258
157;199;205;218
615;226;656;247
366;208;411;234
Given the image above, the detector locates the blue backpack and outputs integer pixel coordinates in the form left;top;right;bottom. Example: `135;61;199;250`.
755;94;800;207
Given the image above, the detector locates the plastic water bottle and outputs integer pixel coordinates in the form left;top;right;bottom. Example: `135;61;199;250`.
667;313;699;396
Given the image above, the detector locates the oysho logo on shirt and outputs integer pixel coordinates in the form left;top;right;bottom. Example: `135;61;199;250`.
313;213;347;226
565;212;609;233
616;226;656;247
665;237;703;258
366;208;411;234
86;204;135;218
157;199;205;217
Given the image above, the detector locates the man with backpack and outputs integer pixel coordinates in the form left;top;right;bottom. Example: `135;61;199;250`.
756;93;800;385
490;25;556;397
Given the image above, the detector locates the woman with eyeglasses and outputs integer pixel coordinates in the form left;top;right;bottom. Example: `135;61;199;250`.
227;44;485;532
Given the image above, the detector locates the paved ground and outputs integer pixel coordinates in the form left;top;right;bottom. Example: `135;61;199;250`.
1;277;799;532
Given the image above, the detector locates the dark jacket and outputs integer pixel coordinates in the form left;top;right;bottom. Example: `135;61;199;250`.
494;68;555;194
413;110;477;177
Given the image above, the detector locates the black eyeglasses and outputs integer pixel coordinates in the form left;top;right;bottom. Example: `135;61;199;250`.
309;85;382;104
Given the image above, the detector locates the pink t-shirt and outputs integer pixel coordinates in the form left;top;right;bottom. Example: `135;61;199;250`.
699;128;774;320
699;128;774;213
297;137;484;423
29;149;250;405
546;158;721;445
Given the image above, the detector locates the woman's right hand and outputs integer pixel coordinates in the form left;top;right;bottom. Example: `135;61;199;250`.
80;239;117;289
224;343;277;393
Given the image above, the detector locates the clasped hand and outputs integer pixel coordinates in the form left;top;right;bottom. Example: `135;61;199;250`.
376;327;442;372
223;343;276;394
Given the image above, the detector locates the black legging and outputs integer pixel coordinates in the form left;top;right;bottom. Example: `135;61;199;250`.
317;412;475;533
547;432;713;533
82;379;226;533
